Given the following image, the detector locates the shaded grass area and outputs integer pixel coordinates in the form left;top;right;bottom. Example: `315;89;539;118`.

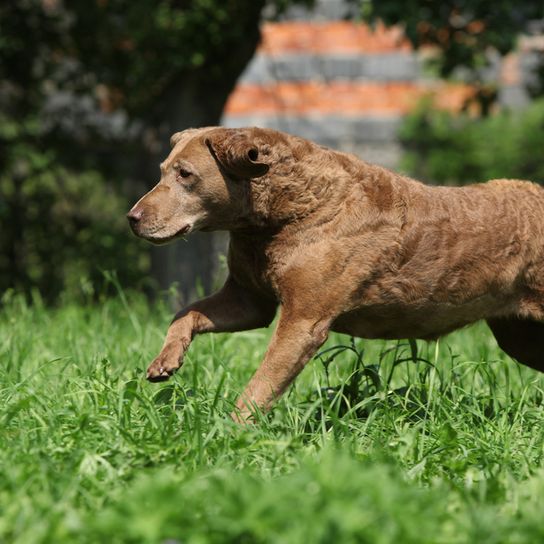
1;291;543;542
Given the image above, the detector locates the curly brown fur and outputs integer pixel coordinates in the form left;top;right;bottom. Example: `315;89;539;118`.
128;126;544;422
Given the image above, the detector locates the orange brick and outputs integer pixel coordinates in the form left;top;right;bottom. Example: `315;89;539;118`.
500;53;521;86
259;21;412;55
224;82;474;116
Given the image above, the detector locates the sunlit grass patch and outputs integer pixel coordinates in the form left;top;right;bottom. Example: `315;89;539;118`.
0;291;543;542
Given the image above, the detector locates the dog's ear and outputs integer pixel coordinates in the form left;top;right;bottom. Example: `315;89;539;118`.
170;132;184;148
170;128;205;148
205;130;269;180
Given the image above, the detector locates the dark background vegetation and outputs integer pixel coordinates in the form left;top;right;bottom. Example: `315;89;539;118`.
1;0;543;302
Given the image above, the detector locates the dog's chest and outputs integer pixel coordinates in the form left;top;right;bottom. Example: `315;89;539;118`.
228;237;279;298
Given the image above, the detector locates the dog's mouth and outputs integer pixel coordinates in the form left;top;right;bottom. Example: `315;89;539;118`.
144;223;192;245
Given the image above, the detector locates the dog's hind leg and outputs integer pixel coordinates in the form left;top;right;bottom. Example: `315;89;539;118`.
486;317;544;372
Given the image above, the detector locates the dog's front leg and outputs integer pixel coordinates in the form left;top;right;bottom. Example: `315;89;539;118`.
233;310;331;422
146;276;276;381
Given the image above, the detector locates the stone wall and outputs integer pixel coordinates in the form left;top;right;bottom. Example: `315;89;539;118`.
222;0;541;169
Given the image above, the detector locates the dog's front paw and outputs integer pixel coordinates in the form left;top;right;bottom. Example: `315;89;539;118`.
146;345;182;382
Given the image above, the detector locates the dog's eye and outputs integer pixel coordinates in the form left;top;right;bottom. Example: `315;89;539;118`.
178;168;192;179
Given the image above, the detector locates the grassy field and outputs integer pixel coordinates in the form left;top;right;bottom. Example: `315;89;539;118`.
1;288;544;543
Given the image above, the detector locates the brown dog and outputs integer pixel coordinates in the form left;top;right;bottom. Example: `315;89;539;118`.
128;126;544;421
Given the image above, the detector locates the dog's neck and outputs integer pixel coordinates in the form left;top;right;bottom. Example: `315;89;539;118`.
242;148;413;236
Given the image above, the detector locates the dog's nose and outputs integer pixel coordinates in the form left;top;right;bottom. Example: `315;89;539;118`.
127;208;143;225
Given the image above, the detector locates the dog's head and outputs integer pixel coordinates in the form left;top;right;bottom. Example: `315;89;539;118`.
127;127;270;243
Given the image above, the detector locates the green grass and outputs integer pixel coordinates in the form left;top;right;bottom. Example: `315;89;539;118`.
1;289;544;543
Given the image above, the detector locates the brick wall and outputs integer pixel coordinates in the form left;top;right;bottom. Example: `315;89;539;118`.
222;1;540;169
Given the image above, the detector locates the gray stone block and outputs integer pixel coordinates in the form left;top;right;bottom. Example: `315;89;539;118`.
499;85;530;110
241;55;274;83
222;114;402;144
272;0;358;22
237;52;421;84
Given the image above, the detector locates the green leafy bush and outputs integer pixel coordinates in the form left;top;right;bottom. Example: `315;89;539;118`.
0;0;299;302
0;142;149;301
400;98;544;185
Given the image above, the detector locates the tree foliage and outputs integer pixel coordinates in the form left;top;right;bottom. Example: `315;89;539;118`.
400;98;544;185
2;1;267;122
361;0;544;112
362;0;543;78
